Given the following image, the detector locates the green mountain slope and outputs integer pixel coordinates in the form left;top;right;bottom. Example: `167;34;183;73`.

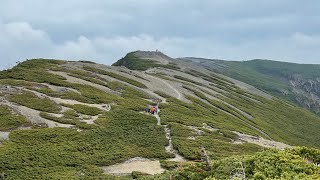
0;52;319;179
182;57;320;115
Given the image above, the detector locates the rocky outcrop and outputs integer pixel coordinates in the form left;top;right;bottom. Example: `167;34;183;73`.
289;75;320;114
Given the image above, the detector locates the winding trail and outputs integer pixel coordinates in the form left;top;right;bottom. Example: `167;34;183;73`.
154;112;186;162
145;69;182;100
102;106;185;176
157;78;182;100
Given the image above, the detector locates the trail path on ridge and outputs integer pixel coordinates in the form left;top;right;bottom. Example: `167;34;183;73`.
102;106;185;176
157;78;182;100
145;70;182;100
155;112;186;162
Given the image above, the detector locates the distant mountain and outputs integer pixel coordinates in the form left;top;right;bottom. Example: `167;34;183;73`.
180;57;320;115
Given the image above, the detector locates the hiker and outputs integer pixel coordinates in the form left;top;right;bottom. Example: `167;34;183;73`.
150;107;155;115
154;106;159;114
145;107;150;113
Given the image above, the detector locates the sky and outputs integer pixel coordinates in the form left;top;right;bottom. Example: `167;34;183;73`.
1;0;320;69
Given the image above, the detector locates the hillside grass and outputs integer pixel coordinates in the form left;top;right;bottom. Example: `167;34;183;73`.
211;147;320;180
169;122;263;160
154;90;172;98
208;60;320;109
9;92;61;113
0;110;171;179
139;146;320;180
113;52;181;71
83;66;147;88
61;104;103;116
39;111;96;129
0;59;320;179
214;89;320;147
0;105;30;131
160;97;260;137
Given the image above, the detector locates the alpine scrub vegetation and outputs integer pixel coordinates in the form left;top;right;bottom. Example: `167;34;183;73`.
113;51;181;71
83;66;147;88
210;147;320;180
61;104;103;116
0;53;319;179
0;105;30;131
9;91;61;113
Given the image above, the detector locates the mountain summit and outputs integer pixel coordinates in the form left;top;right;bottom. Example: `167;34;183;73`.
113;50;180;71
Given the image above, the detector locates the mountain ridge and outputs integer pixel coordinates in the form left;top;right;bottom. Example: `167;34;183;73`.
0;51;319;179
180;56;320;115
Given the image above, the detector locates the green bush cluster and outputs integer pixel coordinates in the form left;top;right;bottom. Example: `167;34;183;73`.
62;104;103;116
0;105;30;131
186;69;235;86
0;109;172;179
161;97;258;136
154;90;172;98
1;59;320;179
213;86;320;147
39;111;96;129
9;92;61;113
173;75;203;86
211;147;320;180
113;52;161;71
113;52;181;71
84;66;147;88
40;112;77;125
169;122;262;161
176;70;320;147
140;147;320;180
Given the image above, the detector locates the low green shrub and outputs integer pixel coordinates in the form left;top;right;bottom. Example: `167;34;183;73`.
62;104;103;116
84;66;147;88
211;147;320;179
40;112;76;125
9;92;61;113
154;90;172;99
0;105;30;131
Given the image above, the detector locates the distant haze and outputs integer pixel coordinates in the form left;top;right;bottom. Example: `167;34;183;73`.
1;0;320;69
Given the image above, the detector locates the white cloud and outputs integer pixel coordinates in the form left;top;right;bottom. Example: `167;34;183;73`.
1;20;320;70
0;0;319;68
0;22;53;69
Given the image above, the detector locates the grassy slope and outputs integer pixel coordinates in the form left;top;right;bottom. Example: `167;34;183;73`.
0;60;169;179
169;71;320;148
113;51;180;71
211;59;320;105
0;105;30;131
0;59;319;179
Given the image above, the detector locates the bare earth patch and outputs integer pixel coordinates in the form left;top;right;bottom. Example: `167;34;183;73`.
25;89;110;111
0;100;73;128
102;157;165;176
49;71;115;94
233;131;291;150
0;131;10;141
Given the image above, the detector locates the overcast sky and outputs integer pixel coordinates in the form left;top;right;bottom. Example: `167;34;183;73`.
1;0;320;69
